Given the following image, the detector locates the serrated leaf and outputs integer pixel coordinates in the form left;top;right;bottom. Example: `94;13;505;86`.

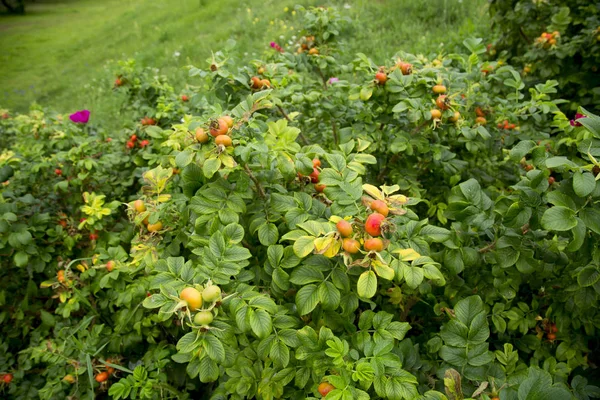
295;284;320;315
293;236;315;258
357;270;377;299
541;206;577;231
249;308;272;338
573;171;596;197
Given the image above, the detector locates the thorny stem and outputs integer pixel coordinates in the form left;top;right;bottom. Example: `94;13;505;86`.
243;164;266;199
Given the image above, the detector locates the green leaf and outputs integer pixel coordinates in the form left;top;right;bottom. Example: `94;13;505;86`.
454;295;484;326
177;332;200;353
567;218;586;252
357;270;377;299
545;156;577;169
295;284;320;315
318;281;341;310
14;251;28;267
142;294;168;309
541;206;577;231
385;375;419;400
199;357;219;382
580;208;600;235
175;150;194;168
258;223;279;246
270;340;290;368
403;266;424;289
202;158;221;178
509;140;536;161
203;334;225;362
289;265;324;285
248;308;272;338
441;320;469;347
386;321;411;340
577;265;600;288
420;225;452;242
573;171;596;197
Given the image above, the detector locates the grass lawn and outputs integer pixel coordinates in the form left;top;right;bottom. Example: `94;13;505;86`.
0;0;488;114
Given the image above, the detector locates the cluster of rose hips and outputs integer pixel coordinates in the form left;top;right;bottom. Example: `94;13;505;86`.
133;199;163;232
195;115;234;148
374;60;413;86
337;199;390;255
296;35;319;55
91;357;120;384
298;158;325;192
429;85;461;123
545;322;558;341
497;120;518;130
140;116;157;126
250;76;271;90
179;284;222;327
126;134;150;149
535;31;559;48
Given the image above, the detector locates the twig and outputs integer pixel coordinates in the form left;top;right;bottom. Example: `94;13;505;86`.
243;164;266;199
478;240;497;253
276;105;291;122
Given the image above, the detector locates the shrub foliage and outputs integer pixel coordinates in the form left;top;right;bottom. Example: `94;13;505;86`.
1;5;600;400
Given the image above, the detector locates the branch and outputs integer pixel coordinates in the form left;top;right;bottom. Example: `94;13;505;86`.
478;240;497;253
243;164;266;199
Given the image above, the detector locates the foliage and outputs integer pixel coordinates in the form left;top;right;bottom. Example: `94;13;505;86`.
1;5;600;400
488;0;600;112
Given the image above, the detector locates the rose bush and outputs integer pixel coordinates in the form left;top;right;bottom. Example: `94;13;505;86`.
488;0;600;112
1;5;600;400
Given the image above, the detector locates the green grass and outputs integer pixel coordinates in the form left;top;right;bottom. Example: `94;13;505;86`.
0;0;488;114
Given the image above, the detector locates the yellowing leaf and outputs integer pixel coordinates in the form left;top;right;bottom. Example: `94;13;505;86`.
395;248;421;261
362;184;384;200
59;292;68;303
157;194;172;203
40;280;54;288
389;194;408;206
314;236;341;258
373;261;395;280
329;215;345;224
220;154;237;169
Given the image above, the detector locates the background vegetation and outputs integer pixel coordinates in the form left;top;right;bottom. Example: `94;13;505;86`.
0;0;488;115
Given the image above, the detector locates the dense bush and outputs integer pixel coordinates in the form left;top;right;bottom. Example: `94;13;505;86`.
488;0;600;113
1;5;600;400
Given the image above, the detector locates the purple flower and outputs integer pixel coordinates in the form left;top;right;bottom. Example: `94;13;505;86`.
569;113;586;127
270;42;276;48
328;77;339;84
69;110;90;124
